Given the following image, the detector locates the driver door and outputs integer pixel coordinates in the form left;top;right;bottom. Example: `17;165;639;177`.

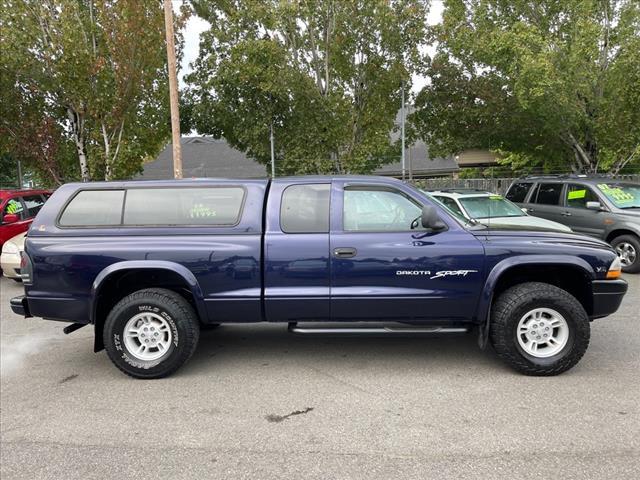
329;182;485;323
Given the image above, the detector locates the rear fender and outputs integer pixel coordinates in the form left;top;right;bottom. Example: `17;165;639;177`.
91;261;207;351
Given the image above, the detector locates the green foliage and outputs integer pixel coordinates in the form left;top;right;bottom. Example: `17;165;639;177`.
0;154;19;188
186;0;429;174
0;1;180;182
412;0;640;174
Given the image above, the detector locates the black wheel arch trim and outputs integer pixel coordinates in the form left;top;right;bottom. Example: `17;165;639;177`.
476;255;595;349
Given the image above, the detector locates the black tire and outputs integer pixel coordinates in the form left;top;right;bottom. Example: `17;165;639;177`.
490;282;590;376
611;234;640;273
103;288;200;379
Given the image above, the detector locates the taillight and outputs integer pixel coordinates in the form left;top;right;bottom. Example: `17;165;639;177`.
20;251;33;285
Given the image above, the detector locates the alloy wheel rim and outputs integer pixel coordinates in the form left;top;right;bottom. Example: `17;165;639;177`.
517;308;569;358
615;242;636;267
123;312;173;361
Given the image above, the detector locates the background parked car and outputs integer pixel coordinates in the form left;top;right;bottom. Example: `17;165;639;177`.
1;232;25;281
506;175;640;272
0;189;51;250
426;189;572;232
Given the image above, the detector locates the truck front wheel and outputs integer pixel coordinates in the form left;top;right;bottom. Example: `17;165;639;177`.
490;282;590;376
103;288;200;379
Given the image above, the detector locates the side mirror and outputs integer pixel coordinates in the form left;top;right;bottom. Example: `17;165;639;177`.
421;205;446;231
586;201;603;211
2;214;19;224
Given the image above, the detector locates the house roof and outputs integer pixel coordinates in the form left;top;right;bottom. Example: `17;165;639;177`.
141;136;458;180
140;137;267;179
375;140;459;178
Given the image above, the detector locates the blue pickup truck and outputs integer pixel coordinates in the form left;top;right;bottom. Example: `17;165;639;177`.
10;176;628;378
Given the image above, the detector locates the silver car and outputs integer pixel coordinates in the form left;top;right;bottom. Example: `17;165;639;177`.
1;232;25;281
426;189;572;233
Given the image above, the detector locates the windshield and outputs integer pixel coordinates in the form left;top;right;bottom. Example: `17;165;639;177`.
459;196;525;219
596;183;640;209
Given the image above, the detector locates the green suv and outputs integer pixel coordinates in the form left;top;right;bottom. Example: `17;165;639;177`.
506;175;640;273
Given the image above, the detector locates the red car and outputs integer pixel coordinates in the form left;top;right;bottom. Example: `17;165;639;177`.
0;189;52;250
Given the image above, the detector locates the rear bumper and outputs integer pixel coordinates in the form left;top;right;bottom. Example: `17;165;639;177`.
10;295;31;318
591;279;628;319
1;252;21;278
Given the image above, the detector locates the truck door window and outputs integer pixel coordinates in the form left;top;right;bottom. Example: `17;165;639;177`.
280;184;330;233
343;187;422;231
566;184;599;209
532;183;563;205
22;195;46;218
505;182;532;203
3;198;25;220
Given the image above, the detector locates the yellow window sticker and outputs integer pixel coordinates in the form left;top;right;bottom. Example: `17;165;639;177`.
597;184;634;203
567;189;586;200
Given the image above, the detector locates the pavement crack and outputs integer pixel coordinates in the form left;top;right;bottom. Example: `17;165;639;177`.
265;407;314;423
59;374;78;384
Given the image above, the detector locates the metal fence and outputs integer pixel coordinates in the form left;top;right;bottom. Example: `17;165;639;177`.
413;175;640;195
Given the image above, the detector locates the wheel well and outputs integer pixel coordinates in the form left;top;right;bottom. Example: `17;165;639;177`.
93;269;198;352
606;229;639;244
492;265;593;316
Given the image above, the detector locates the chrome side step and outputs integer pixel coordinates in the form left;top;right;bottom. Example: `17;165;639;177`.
288;322;469;335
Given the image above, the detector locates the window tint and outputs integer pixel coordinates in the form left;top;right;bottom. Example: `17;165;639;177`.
3;198;25;220
280;184;330;233
505;182;532;203
124;187;245;226
59;190;124;226
532;183;563;205
435;196;464;216
344;188;421;231
566;184;600;209
22;195;46;218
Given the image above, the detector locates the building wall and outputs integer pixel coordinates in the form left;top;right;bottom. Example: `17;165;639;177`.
456;149;498;167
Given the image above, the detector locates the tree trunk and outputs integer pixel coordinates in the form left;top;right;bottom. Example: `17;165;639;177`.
67;107;90;182
103;120;125;181
566;132;596;173
102;123;112;181
611;146;639;175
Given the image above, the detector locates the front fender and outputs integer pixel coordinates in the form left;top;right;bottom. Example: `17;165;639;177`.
90;260;208;323
476;255;595;348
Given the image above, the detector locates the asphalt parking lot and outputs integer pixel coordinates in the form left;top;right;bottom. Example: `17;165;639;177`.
1;275;639;479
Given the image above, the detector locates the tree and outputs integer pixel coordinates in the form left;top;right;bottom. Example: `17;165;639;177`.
411;0;640;174
0;154;19;188
0;1;182;182
185;0;429;174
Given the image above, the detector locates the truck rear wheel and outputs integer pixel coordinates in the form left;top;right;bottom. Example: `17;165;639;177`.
490;282;590;376
103;288;200;379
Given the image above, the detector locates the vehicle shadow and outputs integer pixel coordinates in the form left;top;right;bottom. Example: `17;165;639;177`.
183;323;506;376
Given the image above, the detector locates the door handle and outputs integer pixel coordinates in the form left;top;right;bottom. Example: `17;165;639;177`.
561;211;572;217
333;247;357;258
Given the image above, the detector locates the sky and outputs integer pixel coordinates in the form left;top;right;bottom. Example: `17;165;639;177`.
178;1;444;92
